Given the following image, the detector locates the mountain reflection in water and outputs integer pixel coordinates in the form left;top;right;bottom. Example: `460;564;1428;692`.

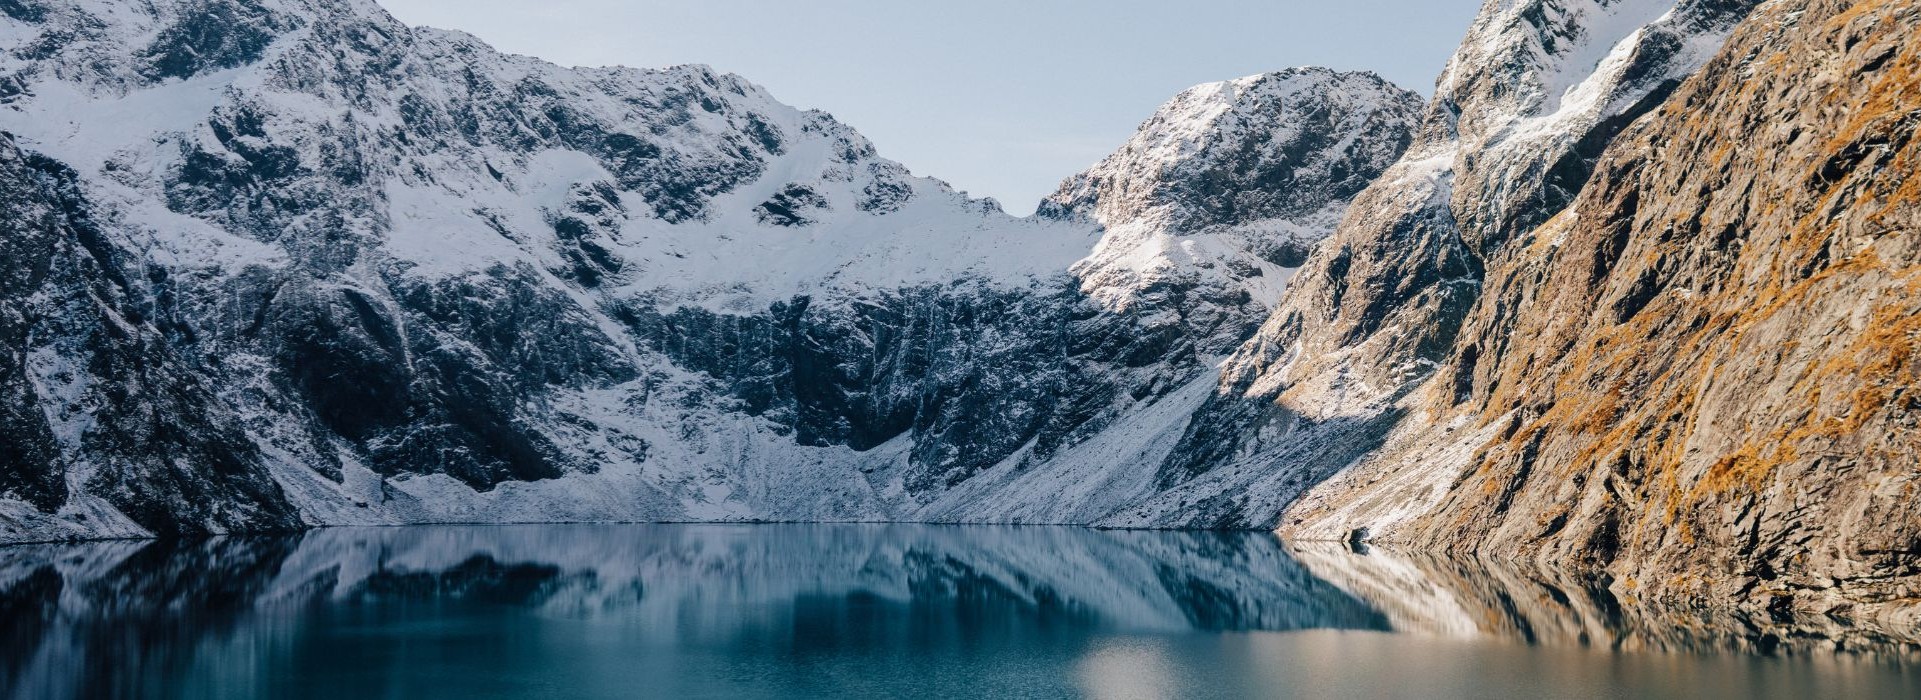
0;524;1914;699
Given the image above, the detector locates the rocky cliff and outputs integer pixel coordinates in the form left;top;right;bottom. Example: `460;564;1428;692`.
1283;0;1921;623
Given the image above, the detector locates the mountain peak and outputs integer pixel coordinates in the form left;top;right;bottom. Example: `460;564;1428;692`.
1040;67;1422;234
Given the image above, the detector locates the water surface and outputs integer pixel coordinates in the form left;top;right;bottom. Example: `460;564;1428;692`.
0;524;1913;698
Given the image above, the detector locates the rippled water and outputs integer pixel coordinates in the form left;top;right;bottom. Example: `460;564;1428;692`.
0;524;1914;699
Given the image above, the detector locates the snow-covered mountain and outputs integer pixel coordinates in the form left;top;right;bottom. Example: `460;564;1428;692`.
5;0;1914;633
1043;68;1417;354
0;0;1420;540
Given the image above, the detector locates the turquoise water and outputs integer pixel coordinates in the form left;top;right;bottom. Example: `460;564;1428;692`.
0;524;1913;699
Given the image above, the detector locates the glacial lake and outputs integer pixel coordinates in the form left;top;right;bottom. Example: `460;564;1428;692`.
1;524;1914;699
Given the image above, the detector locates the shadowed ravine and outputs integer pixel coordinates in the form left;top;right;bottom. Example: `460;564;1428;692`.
0;525;1915;699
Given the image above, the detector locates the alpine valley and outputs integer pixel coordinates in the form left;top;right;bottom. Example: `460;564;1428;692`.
1;0;1917;634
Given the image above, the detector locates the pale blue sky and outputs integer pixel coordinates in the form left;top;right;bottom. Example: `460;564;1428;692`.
379;1;1483;215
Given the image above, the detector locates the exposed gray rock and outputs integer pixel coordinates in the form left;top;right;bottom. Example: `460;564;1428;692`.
0;134;299;538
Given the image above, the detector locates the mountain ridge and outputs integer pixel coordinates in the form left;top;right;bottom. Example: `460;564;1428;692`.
0;0;1420;539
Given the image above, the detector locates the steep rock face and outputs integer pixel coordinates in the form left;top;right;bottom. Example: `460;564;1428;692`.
0;134;299;539
618;284;1194;499
1288;0;1921;620
0;0;1416;539
1097;0;1766;529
